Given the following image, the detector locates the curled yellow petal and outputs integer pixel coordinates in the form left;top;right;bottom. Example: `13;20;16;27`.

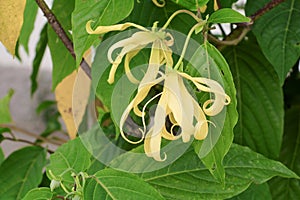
86;20;147;35
106;32;158;84
179;72;230;116
120;76;164;144
161;126;181;140
124;51;141;84
144;92;168;161
192;99;208;140
152;0;165;7
144;129;167;161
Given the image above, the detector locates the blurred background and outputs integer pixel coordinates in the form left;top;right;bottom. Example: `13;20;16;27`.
0;1;57;156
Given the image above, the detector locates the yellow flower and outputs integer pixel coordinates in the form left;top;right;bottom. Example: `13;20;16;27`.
120;67;230;161
86;11;230;161
86;21;173;84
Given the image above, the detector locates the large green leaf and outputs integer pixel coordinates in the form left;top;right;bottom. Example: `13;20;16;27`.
22;188;53;200
229;183;272;200
269;105;300;199
46;138;91;185
72;0;134;67
0;89;14;124
19;0;38;53
84;168;164;200
0;146;47;200
48;0;76;89
246;0;300;84
31;24;48;95
192;42;238;183
222;34;284;159
140;144;298;200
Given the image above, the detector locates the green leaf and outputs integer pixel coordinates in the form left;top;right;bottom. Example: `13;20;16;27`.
22;188;53;200
269;105;300;199
31;24;48;95
208;8;250;24
192;42;238;183
246;0;300;84
0;146;47;200
228;183;272;200
170;0;208;11
19;0;38;53
140;144;298;200
48;0;76;89
46;138;91;184
222;33;284;159
72;0;134;67
84;168;164;200
0;89;14;124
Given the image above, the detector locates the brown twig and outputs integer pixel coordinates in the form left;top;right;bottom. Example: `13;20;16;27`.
250;0;286;21
2;137;54;153
0;124;66;146
35;0;91;79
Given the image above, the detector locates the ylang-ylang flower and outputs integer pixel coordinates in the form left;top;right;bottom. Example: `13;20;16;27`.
86;10;230;161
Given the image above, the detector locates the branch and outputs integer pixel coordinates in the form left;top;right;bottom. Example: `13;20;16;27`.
35;0;91;79
0;124;66;146
2;137;54;153
250;0;286;21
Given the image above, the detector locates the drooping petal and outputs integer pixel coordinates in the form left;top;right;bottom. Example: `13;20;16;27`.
120;75;164;144
179;72;230;116
124;50;141;84
86;21;148;35
144;91;168;161
132;41;163;116
192;99;208;140
144;129;166;161
107;32;158;63
164;70;194;142
107;32;158;84
177;74;203;141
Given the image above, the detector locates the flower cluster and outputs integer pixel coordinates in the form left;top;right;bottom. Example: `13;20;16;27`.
86;10;230;161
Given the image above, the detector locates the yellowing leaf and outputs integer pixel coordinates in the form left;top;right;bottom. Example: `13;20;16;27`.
0;0;26;55
55;64;91;139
